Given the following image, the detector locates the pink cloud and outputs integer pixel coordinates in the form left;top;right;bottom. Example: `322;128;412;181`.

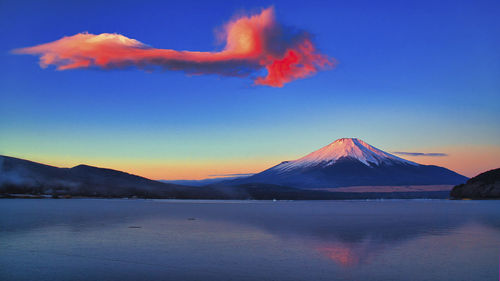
13;7;334;87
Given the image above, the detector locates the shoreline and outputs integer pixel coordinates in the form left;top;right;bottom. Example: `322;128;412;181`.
0;191;459;200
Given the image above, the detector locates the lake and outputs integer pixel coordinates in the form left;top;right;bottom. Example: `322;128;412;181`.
1;199;499;281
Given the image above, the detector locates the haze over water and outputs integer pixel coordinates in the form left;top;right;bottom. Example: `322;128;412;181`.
1;199;499;281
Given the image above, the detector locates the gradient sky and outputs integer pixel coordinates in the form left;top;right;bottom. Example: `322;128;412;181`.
1;0;499;179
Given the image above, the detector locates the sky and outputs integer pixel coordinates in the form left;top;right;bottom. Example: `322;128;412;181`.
1;0;499;179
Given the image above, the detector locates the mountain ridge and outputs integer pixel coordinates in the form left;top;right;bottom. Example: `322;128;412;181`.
278;138;418;169
222;138;468;188
0;154;453;199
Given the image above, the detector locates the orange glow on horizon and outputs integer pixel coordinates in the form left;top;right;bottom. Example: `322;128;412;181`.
398;145;500;178
12;155;278;181
7;145;499;181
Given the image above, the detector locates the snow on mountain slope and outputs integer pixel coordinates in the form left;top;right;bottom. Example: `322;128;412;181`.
220;138;468;188
274;138;418;172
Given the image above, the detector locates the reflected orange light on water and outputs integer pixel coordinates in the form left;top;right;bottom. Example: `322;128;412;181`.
318;246;360;266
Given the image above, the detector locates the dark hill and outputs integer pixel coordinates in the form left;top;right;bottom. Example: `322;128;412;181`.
0;155;221;198
450;168;500;199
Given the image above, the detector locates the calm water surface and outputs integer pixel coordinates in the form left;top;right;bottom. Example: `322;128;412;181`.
1;199;499;281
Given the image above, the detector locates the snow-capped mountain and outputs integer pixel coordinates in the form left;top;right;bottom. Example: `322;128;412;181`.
224;138;468;188
275;138;417;171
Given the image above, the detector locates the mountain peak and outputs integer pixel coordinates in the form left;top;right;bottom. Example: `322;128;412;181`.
222;138;468;188
226;138;468;188
276;138;418;171
333;137;360;143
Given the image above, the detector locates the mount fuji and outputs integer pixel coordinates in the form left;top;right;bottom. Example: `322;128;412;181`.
224;138;468;188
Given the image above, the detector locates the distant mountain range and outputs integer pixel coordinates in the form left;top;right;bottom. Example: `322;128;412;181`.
0;155;210;198
0;154;454;199
221;138;468;188
160;176;247;187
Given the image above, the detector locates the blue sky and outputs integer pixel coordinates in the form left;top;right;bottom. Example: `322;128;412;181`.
1;0;499;178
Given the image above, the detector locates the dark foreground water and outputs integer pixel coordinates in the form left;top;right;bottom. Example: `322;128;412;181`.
1;199;499;281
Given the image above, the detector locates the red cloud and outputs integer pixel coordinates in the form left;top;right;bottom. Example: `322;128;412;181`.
13;7;334;87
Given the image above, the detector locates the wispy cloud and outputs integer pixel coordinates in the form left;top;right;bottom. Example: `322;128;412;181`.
12;7;333;87
393;152;448;157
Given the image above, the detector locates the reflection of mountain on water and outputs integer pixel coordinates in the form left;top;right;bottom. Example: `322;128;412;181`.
2;200;499;268
316;241;384;266
220;201;499;242
211;201;500;266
